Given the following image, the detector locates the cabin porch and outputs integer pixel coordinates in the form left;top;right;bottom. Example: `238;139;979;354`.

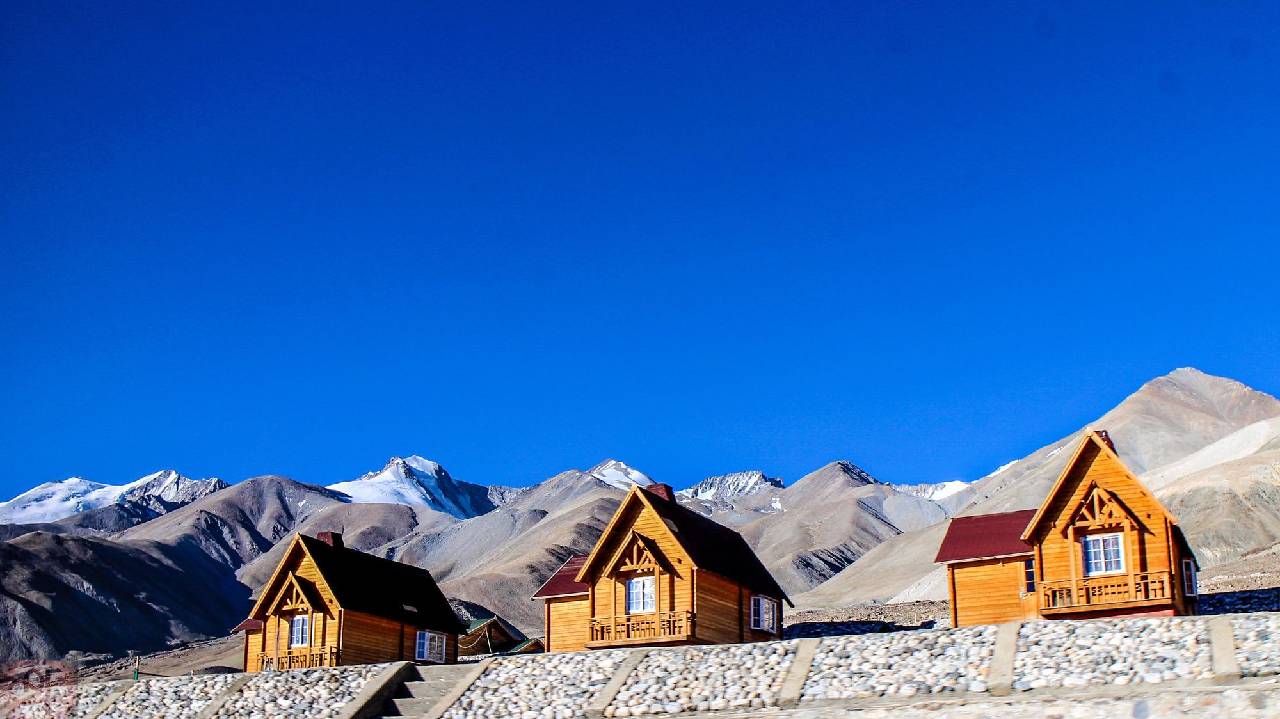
1038;570;1172;614
257;646;339;671
585;610;694;648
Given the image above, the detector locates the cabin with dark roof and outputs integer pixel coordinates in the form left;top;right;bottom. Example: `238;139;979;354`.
532;483;790;652
234;532;463;671
936;431;1199;627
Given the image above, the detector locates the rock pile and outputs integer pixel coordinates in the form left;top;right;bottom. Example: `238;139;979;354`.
802;625;997;700
607;642;794;715
443;650;627;719
98;674;239;719
1013;617;1212;690
215;664;385;719
1233;615;1280;678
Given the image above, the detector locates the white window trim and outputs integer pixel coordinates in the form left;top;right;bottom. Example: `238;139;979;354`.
289;615;310;648
625;576;656;614
1182;559;1198;596
1082;532;1126;577
749;595;778;632
415;630;446;663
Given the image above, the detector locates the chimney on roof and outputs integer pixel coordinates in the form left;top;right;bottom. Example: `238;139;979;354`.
316;531;344;549
1095;430;1116;452
644;483;675;502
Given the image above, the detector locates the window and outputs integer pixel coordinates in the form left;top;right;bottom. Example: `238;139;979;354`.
1182;559;1198;596
1082;533;1124;576
415;630;446;663
625;576;655;614
289;615;310;647
1023;559;1036;593
750;595;778;632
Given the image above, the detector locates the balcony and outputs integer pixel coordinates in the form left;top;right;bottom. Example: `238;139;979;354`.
1039;571;1171;612
587;611;694;647
258;646;338;671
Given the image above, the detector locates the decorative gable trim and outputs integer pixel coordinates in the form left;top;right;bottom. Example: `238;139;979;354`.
575;487;690;584
246;534;341;620
605;531;672;575
1066;484;1145;533
269;573;321;614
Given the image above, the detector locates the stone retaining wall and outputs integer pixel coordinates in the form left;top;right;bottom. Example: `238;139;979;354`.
2;613;1276;718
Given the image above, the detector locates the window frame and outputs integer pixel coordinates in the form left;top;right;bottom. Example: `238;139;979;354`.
1022;558;1036;593
749;595;778;632
415;630;447;663
1082;532;1125;577
289;615;310;648
1182;559;1198;596
625;575;656;614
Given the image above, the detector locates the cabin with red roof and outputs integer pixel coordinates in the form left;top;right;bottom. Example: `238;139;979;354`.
234;532;463;671
532;483;790;652
935;431;1199;627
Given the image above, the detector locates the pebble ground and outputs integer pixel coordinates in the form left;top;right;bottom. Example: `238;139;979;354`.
802;625;997;701
442;649;628;719
607;641;795;715
1013;617;1213;690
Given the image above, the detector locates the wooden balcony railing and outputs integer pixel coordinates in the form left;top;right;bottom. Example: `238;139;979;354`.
590;611;693;644
258;646;338;671
1040;571;1171;611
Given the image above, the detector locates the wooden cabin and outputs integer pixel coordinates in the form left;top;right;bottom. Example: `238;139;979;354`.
458;615;528;657
234;532;464;671
532;483;790;652
936;430;1199;627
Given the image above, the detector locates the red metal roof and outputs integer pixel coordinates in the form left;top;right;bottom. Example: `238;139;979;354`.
934;509;1036;563
531;555;589;598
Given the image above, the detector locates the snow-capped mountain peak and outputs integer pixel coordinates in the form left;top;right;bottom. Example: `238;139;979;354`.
677;470;783;501
587;459;654;490
0;471;225;524
326;455;496;520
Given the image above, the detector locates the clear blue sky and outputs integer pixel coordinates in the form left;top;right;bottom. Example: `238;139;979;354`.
2;2;1278;497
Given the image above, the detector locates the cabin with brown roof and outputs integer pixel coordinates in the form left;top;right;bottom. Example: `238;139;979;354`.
532;483;790;652
234;532;464;671
936;431;1199;627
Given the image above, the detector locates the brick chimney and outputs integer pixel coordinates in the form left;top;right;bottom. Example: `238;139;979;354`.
1095;430;1116;452
644;483;675;502
316;531;344;549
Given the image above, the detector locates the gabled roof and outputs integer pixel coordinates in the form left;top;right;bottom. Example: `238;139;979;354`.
298;534;464;633
246;533;463;634
531;555;589;598
575;485;791;605
934;509;1036;564
1020;430;1181;542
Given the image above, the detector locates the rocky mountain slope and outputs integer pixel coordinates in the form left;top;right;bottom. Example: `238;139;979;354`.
796;368;1280;610
738;461;954;595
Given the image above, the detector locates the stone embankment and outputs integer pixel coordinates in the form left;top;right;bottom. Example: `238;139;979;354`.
3;613;1277;718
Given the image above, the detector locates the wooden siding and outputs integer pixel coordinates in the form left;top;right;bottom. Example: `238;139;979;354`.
949;557;1037;627
588;501;693;627
546;596;591;653
1033;445;1178;603
243;538;457;669
245;547;341;672
947;434;1196;627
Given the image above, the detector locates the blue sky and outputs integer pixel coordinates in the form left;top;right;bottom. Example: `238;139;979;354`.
2;2;1278;497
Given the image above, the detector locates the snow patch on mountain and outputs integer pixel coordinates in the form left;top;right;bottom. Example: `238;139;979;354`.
586;459;653;490
0;471;225;524
677;470;784;502
893;479;971;502
326;456;496;519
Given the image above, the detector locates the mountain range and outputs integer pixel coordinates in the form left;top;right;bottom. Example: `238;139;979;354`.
1;367;1277;663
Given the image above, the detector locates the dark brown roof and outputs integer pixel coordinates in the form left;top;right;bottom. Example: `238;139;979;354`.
934;509;1036;564
641;488;791;605
532;555;589;598
297;534;464;634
